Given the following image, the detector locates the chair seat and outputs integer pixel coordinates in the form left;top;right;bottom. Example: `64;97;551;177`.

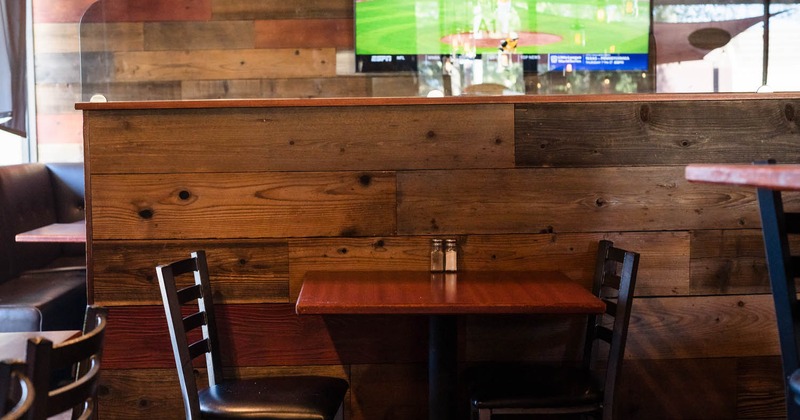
469;364;603;410
199;375;349;420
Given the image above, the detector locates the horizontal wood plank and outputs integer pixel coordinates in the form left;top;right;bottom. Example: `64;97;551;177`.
254;19;353;49
626;294;780;359
84;105;514;173
90;172;396;239
92;240;289;305
79;22;144;52
210;0;352;19
143;21;254;51
397;166;767;235
112;49;336;82
515;100;800;167
80;0;212;23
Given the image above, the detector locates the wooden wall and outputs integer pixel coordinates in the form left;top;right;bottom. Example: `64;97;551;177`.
81;94;800;419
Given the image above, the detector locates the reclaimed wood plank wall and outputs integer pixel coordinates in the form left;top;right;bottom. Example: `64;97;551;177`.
82;96;800;419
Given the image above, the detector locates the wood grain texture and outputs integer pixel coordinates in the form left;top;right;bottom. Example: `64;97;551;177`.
397;166;763;235
33;23;80;54
36;83;82;115
349;364;427;420
296;270;605;315
515;100;800;167
32;0;96;23
82;81;184;102
736;356;786;419
112;48;336;82
617;358;738;419
34;52;81;84
91;240;289;305
255;19;353;49
83;105;514;173
143;21;254;51
626;294;780;359
78;22;144;52
265;76;372;98
89;172;396;239
211;0;352;19
690;229;771;295
180;79;265;99
80;0;212;23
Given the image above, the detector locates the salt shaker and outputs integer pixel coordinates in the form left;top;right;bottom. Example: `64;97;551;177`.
444;239;458;272
430;239;444;272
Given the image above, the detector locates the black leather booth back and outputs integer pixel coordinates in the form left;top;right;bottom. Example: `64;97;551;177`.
46;162;85;224
0;163;86;283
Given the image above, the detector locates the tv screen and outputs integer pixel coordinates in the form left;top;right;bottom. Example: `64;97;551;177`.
355;0;650;74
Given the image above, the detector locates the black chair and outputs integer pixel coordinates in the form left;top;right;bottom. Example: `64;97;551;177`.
0;360;34;420
155;250;349;420
754;161;800;419
468;240;639;420
24;305;107;420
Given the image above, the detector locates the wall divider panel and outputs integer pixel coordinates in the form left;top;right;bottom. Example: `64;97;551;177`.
79;93;800;419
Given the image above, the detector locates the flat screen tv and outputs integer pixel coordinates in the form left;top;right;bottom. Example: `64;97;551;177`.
355;0;650;73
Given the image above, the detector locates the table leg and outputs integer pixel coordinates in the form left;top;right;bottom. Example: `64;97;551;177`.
429;315;457;420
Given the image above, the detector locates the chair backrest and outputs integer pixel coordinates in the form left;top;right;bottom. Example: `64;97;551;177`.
0;360;34;420
754;161;800;419
24;305;107;420
583;239;639;420
155;250;223;420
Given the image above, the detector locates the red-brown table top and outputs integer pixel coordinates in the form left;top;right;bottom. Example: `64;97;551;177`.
296;270;605;315
685;164;800;191
15;220;86;243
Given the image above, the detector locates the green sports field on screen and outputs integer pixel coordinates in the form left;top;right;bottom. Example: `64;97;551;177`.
355;0;650;56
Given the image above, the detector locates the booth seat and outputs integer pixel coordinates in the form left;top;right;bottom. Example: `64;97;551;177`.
0;163;87;332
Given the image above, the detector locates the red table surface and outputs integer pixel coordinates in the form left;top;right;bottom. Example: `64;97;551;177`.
296;270;605;315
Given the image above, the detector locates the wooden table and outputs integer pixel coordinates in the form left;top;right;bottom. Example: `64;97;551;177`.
15;220;86;243
685;163;800;191
0;330;80;360
296;270;605;420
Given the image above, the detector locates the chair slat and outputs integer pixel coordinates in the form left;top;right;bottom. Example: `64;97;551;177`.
177;284;203;305
183;311;206;332
188;339;210;361
596;326;613;344
603;299;618;316
26;306;107;420
603;273;621;290
606;247;627;263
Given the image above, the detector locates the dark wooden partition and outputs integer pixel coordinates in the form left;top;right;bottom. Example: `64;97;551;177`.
79;93;800;419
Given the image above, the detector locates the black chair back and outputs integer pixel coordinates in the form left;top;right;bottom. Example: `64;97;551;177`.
0;360;34;420
25;305;107;420
156;250;222;419
586;239;639;419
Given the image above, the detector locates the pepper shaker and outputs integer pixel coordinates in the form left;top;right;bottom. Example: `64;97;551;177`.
430;239;444;272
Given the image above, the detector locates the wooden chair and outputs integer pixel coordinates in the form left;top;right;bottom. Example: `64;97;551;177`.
25;305;107;420
155;250;348;420
753;160;800;419
468;240;639;420
0;360;34;420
